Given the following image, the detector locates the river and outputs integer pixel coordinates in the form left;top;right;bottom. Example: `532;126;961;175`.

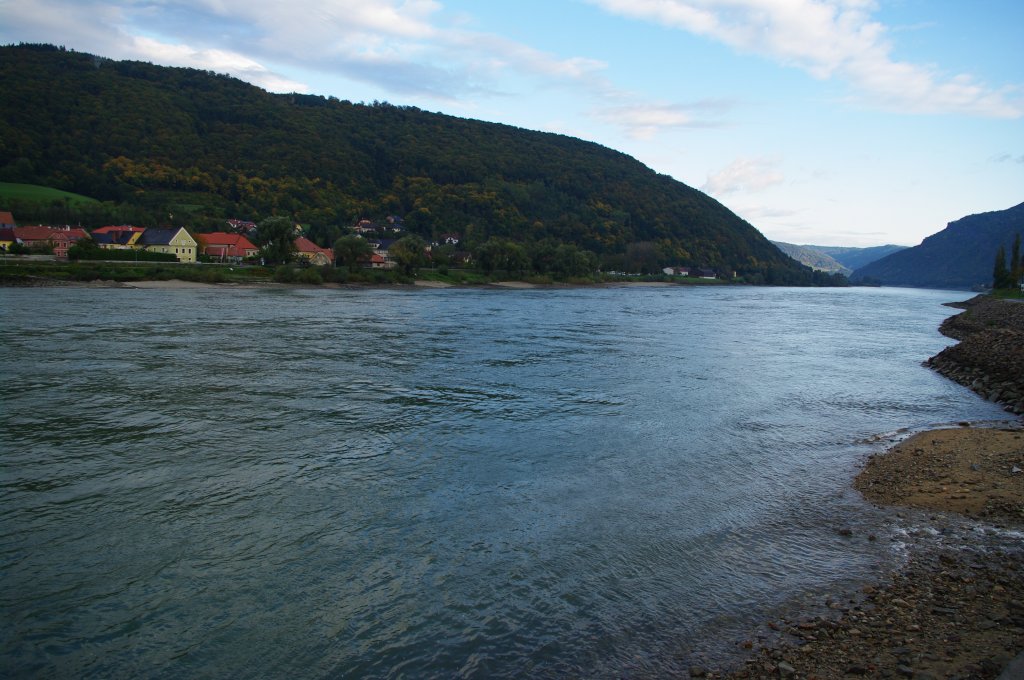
0;285;1008;677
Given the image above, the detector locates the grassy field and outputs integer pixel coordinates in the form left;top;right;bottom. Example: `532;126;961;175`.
0;182;100;206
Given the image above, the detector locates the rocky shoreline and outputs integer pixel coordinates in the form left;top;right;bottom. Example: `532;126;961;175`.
926;296;1024;416
710;295;1024;680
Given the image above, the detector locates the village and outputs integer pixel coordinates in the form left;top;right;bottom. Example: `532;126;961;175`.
0;211;470;271
0;210;729;280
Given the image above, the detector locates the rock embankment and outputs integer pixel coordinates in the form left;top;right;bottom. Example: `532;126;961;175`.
926;296;1024;416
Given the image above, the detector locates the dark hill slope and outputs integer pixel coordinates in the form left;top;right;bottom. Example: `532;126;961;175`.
0;44;822;281
852;203;1024;289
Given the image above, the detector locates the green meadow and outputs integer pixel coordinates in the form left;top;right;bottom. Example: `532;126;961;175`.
0;182;100;206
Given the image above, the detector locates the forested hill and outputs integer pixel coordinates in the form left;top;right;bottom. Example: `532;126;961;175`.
0;43;830;282
852;202;1024;289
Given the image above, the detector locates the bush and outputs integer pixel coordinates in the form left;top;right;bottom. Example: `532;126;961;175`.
297;267;323;285
320;266;348;284
273;265;298;283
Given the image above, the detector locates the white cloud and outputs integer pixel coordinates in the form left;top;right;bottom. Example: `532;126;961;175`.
130;37;308;92
595;101;730;138
587;0;1023;118
0;0;616;101
702;157;784;195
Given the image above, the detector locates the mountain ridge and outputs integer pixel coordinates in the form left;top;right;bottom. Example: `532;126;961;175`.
852;203;1024;289
770;242;907;276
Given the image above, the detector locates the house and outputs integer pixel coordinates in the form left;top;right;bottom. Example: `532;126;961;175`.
369;238;397;269
696;268;717;279
5;226;88;258
0;227;14;251
12;225;60;250
0;211;15;228
294;236;334;266
662;266;691;277
137;227;198;262
227;219;257;235
91;225;145;250
353;219;378;235
437;232;461;246
48;227;89;259
196;232;259;261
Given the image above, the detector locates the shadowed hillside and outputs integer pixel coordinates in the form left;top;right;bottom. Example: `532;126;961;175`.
852;203;1024;289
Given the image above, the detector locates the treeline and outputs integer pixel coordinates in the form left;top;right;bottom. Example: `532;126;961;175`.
0;44;841;284
992;234;1022;290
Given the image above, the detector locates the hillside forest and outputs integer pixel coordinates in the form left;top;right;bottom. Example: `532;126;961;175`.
0;44;845;284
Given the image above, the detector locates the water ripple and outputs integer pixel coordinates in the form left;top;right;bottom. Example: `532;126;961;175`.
0;286;1008;678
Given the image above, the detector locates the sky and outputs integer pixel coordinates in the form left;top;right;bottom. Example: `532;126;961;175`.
2;0;1022;246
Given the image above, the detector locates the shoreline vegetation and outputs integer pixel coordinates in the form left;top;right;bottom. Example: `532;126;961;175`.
0;258;743;289
716;296;1024;679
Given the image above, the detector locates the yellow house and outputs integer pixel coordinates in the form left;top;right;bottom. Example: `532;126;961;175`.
90;225;145;250
294;236;334;266
138;227;198;263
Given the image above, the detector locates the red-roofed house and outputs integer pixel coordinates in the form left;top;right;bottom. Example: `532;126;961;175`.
0;211;15;228
294;236;334;266
196;232;259;261
92;225;145;235
12;226;90;258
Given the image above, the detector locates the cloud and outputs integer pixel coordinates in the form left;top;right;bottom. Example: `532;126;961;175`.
990;153;1024;164
0;0;615;101
130;37;308;92
702;157;784;195
595;100;733;138
587;0;1023;118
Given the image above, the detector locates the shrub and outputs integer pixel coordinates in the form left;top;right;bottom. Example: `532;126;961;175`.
297;267;323;285
273;265;298;283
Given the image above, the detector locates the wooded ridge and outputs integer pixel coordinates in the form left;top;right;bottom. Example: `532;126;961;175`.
0;43;841;284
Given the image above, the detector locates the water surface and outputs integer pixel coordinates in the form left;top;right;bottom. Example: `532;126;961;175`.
0;285;1006;677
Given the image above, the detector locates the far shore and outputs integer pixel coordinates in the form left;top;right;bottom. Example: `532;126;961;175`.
2;276;692;290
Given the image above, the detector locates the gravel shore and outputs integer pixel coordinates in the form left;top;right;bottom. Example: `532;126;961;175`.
926;295;1024;416
711;296;1024;680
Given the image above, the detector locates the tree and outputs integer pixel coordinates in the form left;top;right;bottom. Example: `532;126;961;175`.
1012;233;1022;287
389;234;427;275
255;216;296;264
333;235;372;269
992;244;1010;290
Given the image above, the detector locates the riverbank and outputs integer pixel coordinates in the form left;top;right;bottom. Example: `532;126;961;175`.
926;295;1024;416
713;295;1024;679
0;274;695;290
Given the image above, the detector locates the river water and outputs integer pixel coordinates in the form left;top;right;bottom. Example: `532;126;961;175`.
0;285;1008;678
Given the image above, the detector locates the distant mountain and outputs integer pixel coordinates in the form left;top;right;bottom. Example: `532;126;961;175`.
0;44;838;284
809;244;907;272
771;242;850;274
770;242;906;276
852;202;1024;289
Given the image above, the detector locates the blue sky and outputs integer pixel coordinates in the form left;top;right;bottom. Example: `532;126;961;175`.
2;0;1021;246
